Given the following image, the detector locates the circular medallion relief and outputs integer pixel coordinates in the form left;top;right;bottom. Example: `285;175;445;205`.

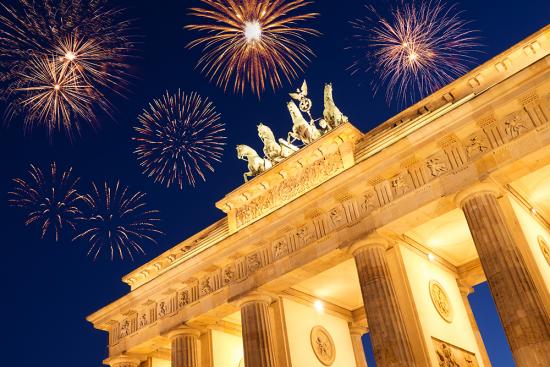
310;325;336;366
538;235;550;266
429;280;453;323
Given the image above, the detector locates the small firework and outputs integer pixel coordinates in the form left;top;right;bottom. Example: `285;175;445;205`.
134;90;226;189
0;0;136;138
74;181;162;261
8;163;82;242
349;1;480;106
186;0;319;96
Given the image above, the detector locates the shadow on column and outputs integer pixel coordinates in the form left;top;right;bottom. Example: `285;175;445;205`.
469;282;515;367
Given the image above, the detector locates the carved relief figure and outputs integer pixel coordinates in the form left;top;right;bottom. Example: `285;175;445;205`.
432;338;479;367
320;83;348;131
504;113;528;138
465;135;489;157
392;175;410;196
158;301;167;318
247;253;262;273
223;266;235;284
201;278;213;295
310;326;336;366
329;207;345;225
236;144;272;182
273;238;289;259
426;158;449;177
257;123;299;164
296;225;311;246
178;290;190;307
429;280;453;322
138;313;147;328
436;342;460;367
120;319;130;337
287;100;321;145
361;190;377;214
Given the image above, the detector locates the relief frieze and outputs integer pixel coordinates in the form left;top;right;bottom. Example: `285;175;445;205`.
235;151;344;228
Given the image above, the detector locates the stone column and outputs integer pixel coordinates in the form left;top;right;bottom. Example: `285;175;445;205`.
168;327;201;367
456;184;550;366
107;355;140;367
238;293;277;367
352;239;416;367
458;284;492;367
350;326;369;367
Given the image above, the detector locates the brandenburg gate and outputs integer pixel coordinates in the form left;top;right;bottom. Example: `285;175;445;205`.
88;26;550;367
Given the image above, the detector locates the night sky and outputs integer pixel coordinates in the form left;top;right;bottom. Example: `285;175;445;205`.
1;1;548;366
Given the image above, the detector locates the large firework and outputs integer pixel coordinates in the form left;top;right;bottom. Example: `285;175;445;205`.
8;163;82;242
349;1;480;106
0;0;135;138
186;0;319;96
134;90;226;189
74;181;162;261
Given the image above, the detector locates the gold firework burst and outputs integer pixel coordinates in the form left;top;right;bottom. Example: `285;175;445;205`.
186;0;319;96
0;0;136;138
16;56;95;136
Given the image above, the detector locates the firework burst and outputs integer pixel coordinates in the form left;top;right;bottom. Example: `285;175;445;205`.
74;181;162;261
0;0;136;138
15;56;96;136
349;0;480;106
134;90;226;189
186;0;319;96
8;163;82;242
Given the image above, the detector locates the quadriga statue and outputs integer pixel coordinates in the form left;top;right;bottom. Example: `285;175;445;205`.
257;123;299;164
287;100;321;145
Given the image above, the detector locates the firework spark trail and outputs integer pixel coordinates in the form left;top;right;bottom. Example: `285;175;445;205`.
134;90;226;189
8;163;82;242
0;0;136;138
186;0;319;96
349;0;480;106
74;181;163;261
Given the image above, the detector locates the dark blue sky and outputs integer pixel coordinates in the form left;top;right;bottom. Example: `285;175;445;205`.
1;1;548;366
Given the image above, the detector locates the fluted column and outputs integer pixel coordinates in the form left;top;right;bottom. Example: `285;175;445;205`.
456;184;550;366
350;326;369;367
107;355;140;367
238;293;277;367
168;327;201;367
352;240;416;367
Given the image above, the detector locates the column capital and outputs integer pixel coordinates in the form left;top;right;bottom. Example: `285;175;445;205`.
105;355;141;367
167;326;201;340
454;182;502;208
235;291;274;308
349;325;368;336
350;232;390;255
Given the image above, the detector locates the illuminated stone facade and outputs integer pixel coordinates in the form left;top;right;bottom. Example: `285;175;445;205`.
88;25;550;367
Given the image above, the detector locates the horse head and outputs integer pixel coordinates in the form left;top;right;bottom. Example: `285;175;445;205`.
236;144;256;160
257;123;275;142
287;101;305;125
324;83;334;104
